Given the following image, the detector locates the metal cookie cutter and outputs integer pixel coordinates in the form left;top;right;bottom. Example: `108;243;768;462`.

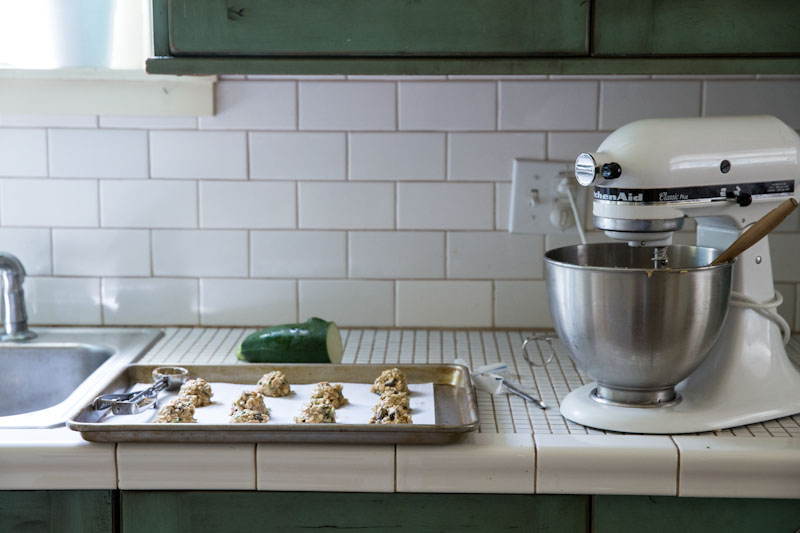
93;366;189;415
521;334;557;368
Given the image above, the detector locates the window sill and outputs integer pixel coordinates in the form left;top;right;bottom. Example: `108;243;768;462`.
0;68;216;116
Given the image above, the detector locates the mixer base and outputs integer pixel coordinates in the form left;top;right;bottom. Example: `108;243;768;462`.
561;380;800;434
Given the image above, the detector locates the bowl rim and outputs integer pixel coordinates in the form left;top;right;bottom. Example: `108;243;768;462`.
544;243;735;273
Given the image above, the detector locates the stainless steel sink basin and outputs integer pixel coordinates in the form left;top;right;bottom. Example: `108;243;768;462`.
0;327;163;428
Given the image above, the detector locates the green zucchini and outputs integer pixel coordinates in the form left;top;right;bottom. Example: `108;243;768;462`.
236;317;343;364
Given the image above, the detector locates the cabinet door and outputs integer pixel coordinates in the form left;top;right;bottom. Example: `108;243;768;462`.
593;0;800;56
167;0;588;56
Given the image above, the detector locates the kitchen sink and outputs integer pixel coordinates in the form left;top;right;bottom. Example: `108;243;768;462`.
0;327;163;429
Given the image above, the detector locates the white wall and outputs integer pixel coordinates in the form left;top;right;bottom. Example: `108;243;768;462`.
1;74;799;329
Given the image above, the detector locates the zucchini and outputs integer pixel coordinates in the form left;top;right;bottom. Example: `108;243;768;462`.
237;317;343;364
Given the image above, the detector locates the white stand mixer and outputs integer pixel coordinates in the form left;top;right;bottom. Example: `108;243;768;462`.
559;115;800;434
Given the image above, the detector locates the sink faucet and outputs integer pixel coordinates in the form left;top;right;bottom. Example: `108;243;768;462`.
0;253;35;341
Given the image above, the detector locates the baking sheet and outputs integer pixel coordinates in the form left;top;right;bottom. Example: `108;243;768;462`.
67;363;479;444
98;381;435;425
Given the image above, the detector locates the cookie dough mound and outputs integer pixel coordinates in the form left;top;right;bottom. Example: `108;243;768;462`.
294;400;336;424
230;390;269;416
369;404;412;425
155;397;196;423
230;409;270;424
379;390;410;410
371;368;409;395
257;370;291;397
310;382;348;408
178;378;213;407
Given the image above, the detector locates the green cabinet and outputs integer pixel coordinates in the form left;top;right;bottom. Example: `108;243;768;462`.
0;491;114;533
593;0;800;57
147;0;800;75
166;0;588;57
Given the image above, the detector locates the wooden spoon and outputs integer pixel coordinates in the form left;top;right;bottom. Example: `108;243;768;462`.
710;197;799;266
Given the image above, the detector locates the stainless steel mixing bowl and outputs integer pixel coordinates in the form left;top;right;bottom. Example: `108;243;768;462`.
545;243;733;406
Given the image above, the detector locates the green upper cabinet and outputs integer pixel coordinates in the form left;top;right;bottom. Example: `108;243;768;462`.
166;0;588;56
593;0;800;56
147;0;800;75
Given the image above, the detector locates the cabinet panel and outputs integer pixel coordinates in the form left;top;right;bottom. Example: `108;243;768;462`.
0;491;114;533
593;496;800;533
167;0;588;56
122;491;588;532
593;0;800;56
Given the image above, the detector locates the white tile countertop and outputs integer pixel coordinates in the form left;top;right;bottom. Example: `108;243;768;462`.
3;328;800;498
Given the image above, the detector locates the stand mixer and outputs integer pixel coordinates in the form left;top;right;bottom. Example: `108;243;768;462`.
553;115;800;434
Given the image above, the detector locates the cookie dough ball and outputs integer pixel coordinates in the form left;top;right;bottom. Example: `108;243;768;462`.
178;378;213;407
369;404;412;425
230;409;269;424
371;368;409;395
257;370;291;397
379;390;410;410
230;390;269;416
155;397;196;423
310;382;348;408
294;400;336;424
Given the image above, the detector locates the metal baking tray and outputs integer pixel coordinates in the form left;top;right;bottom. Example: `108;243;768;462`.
67;363;479;444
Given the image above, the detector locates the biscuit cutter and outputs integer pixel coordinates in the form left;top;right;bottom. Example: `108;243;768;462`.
92;366;188;415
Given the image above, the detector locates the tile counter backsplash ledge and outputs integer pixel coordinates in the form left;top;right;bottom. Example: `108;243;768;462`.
0;75;798;329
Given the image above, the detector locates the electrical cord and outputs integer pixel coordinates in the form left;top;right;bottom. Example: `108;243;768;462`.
729;290;791;345
563;180;587;245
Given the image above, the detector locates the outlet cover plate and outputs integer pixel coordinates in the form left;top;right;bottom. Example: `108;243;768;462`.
509;159;587;235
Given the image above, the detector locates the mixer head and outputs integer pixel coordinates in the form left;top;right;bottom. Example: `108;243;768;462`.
574;115;800;246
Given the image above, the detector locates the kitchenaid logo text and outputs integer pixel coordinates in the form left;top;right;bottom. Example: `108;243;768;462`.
593;190;643;202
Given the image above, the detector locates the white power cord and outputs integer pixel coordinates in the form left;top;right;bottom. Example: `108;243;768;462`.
558;176;587;245
729;290;791;345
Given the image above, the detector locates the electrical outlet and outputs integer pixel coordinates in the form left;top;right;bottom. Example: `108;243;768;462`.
508;159;588;235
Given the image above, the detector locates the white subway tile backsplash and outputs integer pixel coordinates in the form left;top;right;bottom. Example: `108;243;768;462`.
397;183;493;230
100;180;197;228
200;279;297;326
447;232;544;279
547;132;610;162
398;82;496;131
704;81;800;128
102;278;198;325
199;181;295;229
53;229;150;277
448;133;546;181
48;129;148;178
349;133;446;180
250;132;346;180
495;280;552;328
600;81;701;130
0;129;47;177
495;182;511;231
499;81;597;130
299;82;396;130
299;280;394;327
198;81;296;130
299;182;394;229
251;231;346;278
396;281;492;327
0;229;51;275
2;179;98;227
348;231;444;279
0;114;97;128
26;277;101;325
99;116;197;129
0;76;798;329
769;234;800;282
150;131;247;179
152;230;248;277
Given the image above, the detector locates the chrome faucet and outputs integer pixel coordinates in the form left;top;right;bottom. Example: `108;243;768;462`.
0;253;35;341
